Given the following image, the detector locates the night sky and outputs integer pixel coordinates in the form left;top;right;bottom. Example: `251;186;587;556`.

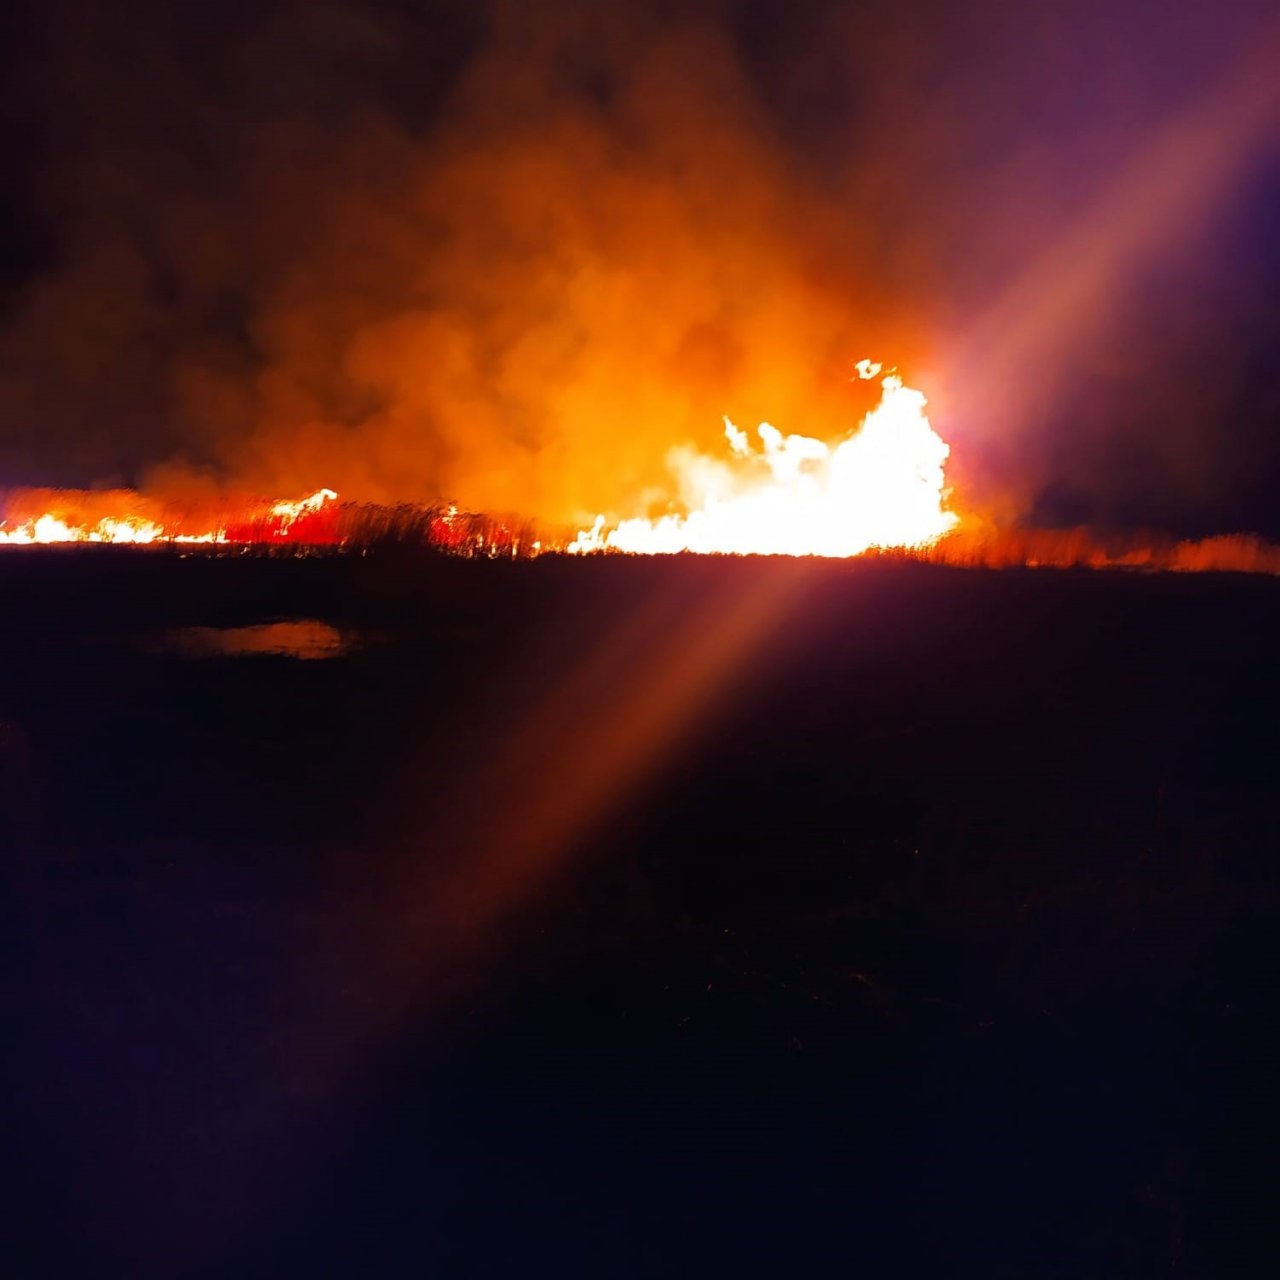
1;0;1278;537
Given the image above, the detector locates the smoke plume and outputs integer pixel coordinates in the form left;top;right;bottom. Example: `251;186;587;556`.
2;0;1278;534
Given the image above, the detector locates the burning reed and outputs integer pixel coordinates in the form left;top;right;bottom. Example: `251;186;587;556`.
3;484;1278;574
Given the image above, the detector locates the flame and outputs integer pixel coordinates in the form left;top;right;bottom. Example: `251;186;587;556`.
270;488;339;531
569;367;959;557
0;487;541;557
3;427;1279;574
0;488;339;546
0;513;170;545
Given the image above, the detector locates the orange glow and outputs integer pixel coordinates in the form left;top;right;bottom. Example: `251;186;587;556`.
0;486;543;556
0;511;172;545
569;365;957;556
0;487;339;546
3;451;1278;574
165;619;352;660
269;488;339;532
901;526;1280;575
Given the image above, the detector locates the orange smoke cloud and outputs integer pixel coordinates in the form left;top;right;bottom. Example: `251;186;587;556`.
191;14;902;527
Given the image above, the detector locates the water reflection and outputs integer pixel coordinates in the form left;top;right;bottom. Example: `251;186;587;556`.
163;619;355;660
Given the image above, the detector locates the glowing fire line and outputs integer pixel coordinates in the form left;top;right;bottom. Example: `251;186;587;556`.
4;381;1276;573
0;488;339;546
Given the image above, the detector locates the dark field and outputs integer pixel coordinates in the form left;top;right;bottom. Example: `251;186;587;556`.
4;551;1279;1276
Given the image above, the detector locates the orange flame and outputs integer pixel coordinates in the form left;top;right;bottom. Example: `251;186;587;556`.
0;488;340;546
3;416;1278;574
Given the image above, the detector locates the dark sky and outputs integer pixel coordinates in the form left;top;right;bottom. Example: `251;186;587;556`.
1;0;1278;535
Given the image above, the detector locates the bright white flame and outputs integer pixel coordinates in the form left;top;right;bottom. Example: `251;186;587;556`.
0;514;166;544
271;488;338;533
0;514;175;545
90;517;163;544
569;369;958;557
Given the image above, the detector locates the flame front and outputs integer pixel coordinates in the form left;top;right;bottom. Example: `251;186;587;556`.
570;369;959;557
0;488;339;546
0;513;173;545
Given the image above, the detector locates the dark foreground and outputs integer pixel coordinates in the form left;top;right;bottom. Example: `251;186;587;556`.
3;550;1278;1277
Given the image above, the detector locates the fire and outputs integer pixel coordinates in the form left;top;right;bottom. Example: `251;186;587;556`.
0;488;339;546
3;405;1278;574
270;488;339;532
569;365;959;557
0;513;170;545
0;487;538;556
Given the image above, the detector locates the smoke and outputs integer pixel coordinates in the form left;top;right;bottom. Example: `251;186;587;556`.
2;0;1278;533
